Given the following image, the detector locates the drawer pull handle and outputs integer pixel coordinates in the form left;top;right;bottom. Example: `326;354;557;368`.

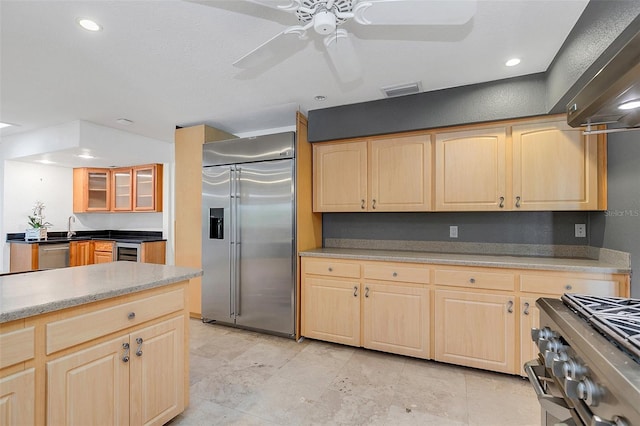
507;300;514;313
353;286;358;297
523;302;530;315
365;286;370;298
565;284;573;291
135;337;144;357
469;278;476;284
392;272;398;277
122;343;130;363
328;267;333;272
128;312;136;320
499;196;504;208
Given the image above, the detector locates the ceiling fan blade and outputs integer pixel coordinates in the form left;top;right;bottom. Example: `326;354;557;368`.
245;0;301;12
233;25;309;69
323;30;362;84
353;0;477;26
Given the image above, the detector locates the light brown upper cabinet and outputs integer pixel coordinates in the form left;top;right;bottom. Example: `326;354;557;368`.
512;120;598;210
435;118;603;211
435;127;507;211
74;164;163;213
73;168;111;212
313;134;432;212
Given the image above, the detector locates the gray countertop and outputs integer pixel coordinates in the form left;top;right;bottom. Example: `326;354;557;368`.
0;262;202;323
300;248;631;274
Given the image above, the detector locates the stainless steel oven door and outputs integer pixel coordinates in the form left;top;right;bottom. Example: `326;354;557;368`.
524;359;582;426
115;242;140;262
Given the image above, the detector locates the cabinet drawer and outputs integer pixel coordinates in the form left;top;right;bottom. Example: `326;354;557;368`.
93;241;113;251
46;288;184;354
520;275;619;296
435;268;515;291
363;263;429;284
303;258;360;278
0;327;35;368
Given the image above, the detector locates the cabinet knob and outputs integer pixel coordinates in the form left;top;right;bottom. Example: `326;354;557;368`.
523;302;530;315
499;197;505;208
128;312;136;320
353;286;358;297
565;284;573;291
365;286;370;298
372;199;377;209
122;343;130;363
361;199;365;210
515;196;521;208
328;267;333;272
392;272;398;277
135;337;144;357
507;300;514;313
469;278;476;284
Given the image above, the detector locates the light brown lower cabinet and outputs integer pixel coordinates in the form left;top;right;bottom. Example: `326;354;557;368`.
301;255;630;376
0;281;189;425
434;289;516;373
47;316;184;426
93;240;115;264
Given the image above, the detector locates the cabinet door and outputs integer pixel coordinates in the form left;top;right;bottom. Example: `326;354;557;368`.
435;127;507;211
130;316;185;426
0;368;35;426
47;337;129;426
112;168;133;211
140;241;166;264
519;296;541;376
133;165;162;212
302;276;361;346
434;289;516;373
369;135;432;211
70;241;92;267
512;120;598;210
94;251;114;264
362;282;429;359
313;141;368;212
85;169;111;212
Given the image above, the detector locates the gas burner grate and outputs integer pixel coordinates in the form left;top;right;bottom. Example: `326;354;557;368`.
562;294;640;362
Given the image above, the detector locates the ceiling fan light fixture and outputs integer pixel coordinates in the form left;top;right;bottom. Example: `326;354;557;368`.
381;81;423;98
314;10;337;34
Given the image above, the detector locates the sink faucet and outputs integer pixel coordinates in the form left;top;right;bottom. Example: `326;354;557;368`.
67;216;76;239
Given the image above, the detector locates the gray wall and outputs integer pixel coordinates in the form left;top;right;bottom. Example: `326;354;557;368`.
590;129;640;297
323;211;590;245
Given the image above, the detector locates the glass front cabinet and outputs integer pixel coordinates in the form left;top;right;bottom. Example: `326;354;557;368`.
73;164;162;213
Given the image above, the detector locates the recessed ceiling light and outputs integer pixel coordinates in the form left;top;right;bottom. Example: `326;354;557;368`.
314;95;327;101
77;154;95;159
37;160;56;165
116;118;133;125
619;99;640;110
77;18;102;32
505;58;521;67
0;122;12;129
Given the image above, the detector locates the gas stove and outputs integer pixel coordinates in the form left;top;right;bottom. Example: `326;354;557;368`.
526;295;640;426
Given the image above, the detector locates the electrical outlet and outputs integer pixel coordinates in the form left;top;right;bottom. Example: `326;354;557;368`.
575;224;587;238
449;226;458;238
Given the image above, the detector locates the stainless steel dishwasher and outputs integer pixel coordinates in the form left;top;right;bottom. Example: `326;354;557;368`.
38;243;70;269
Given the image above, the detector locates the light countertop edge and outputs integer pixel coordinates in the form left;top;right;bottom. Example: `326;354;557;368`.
299;248;631;274
0;262;203;324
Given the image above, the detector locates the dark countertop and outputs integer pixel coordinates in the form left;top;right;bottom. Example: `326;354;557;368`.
6;230;165;244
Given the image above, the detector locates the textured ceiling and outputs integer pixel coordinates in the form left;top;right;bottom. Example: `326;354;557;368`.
1;0;590;144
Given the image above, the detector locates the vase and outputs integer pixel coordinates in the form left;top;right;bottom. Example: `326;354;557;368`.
25;227;48;241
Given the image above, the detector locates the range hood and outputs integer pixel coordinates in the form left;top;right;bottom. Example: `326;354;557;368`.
567;27;640;130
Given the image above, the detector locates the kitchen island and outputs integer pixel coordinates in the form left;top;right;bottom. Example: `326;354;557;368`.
0;262;202;426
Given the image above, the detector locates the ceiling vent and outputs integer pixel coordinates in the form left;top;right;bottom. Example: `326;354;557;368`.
381;81;423;98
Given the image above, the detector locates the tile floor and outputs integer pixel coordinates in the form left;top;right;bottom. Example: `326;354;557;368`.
167;319;541;426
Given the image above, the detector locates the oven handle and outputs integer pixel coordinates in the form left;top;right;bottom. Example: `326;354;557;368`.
524;359;575;423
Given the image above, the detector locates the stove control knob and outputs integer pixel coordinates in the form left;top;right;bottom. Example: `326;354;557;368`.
552;358;587;379
565;377;602;406
531;327;556;342
544;349;568;368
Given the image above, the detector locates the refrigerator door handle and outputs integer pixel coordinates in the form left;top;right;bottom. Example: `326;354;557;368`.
235;167;242;317
229;167;235;317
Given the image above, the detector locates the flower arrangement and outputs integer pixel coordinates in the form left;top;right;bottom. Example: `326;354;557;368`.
28;200;53;228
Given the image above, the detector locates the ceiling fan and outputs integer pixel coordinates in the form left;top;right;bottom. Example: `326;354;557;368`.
215;0;478;83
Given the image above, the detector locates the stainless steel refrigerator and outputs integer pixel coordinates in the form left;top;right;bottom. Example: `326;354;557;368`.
201;132;296;337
